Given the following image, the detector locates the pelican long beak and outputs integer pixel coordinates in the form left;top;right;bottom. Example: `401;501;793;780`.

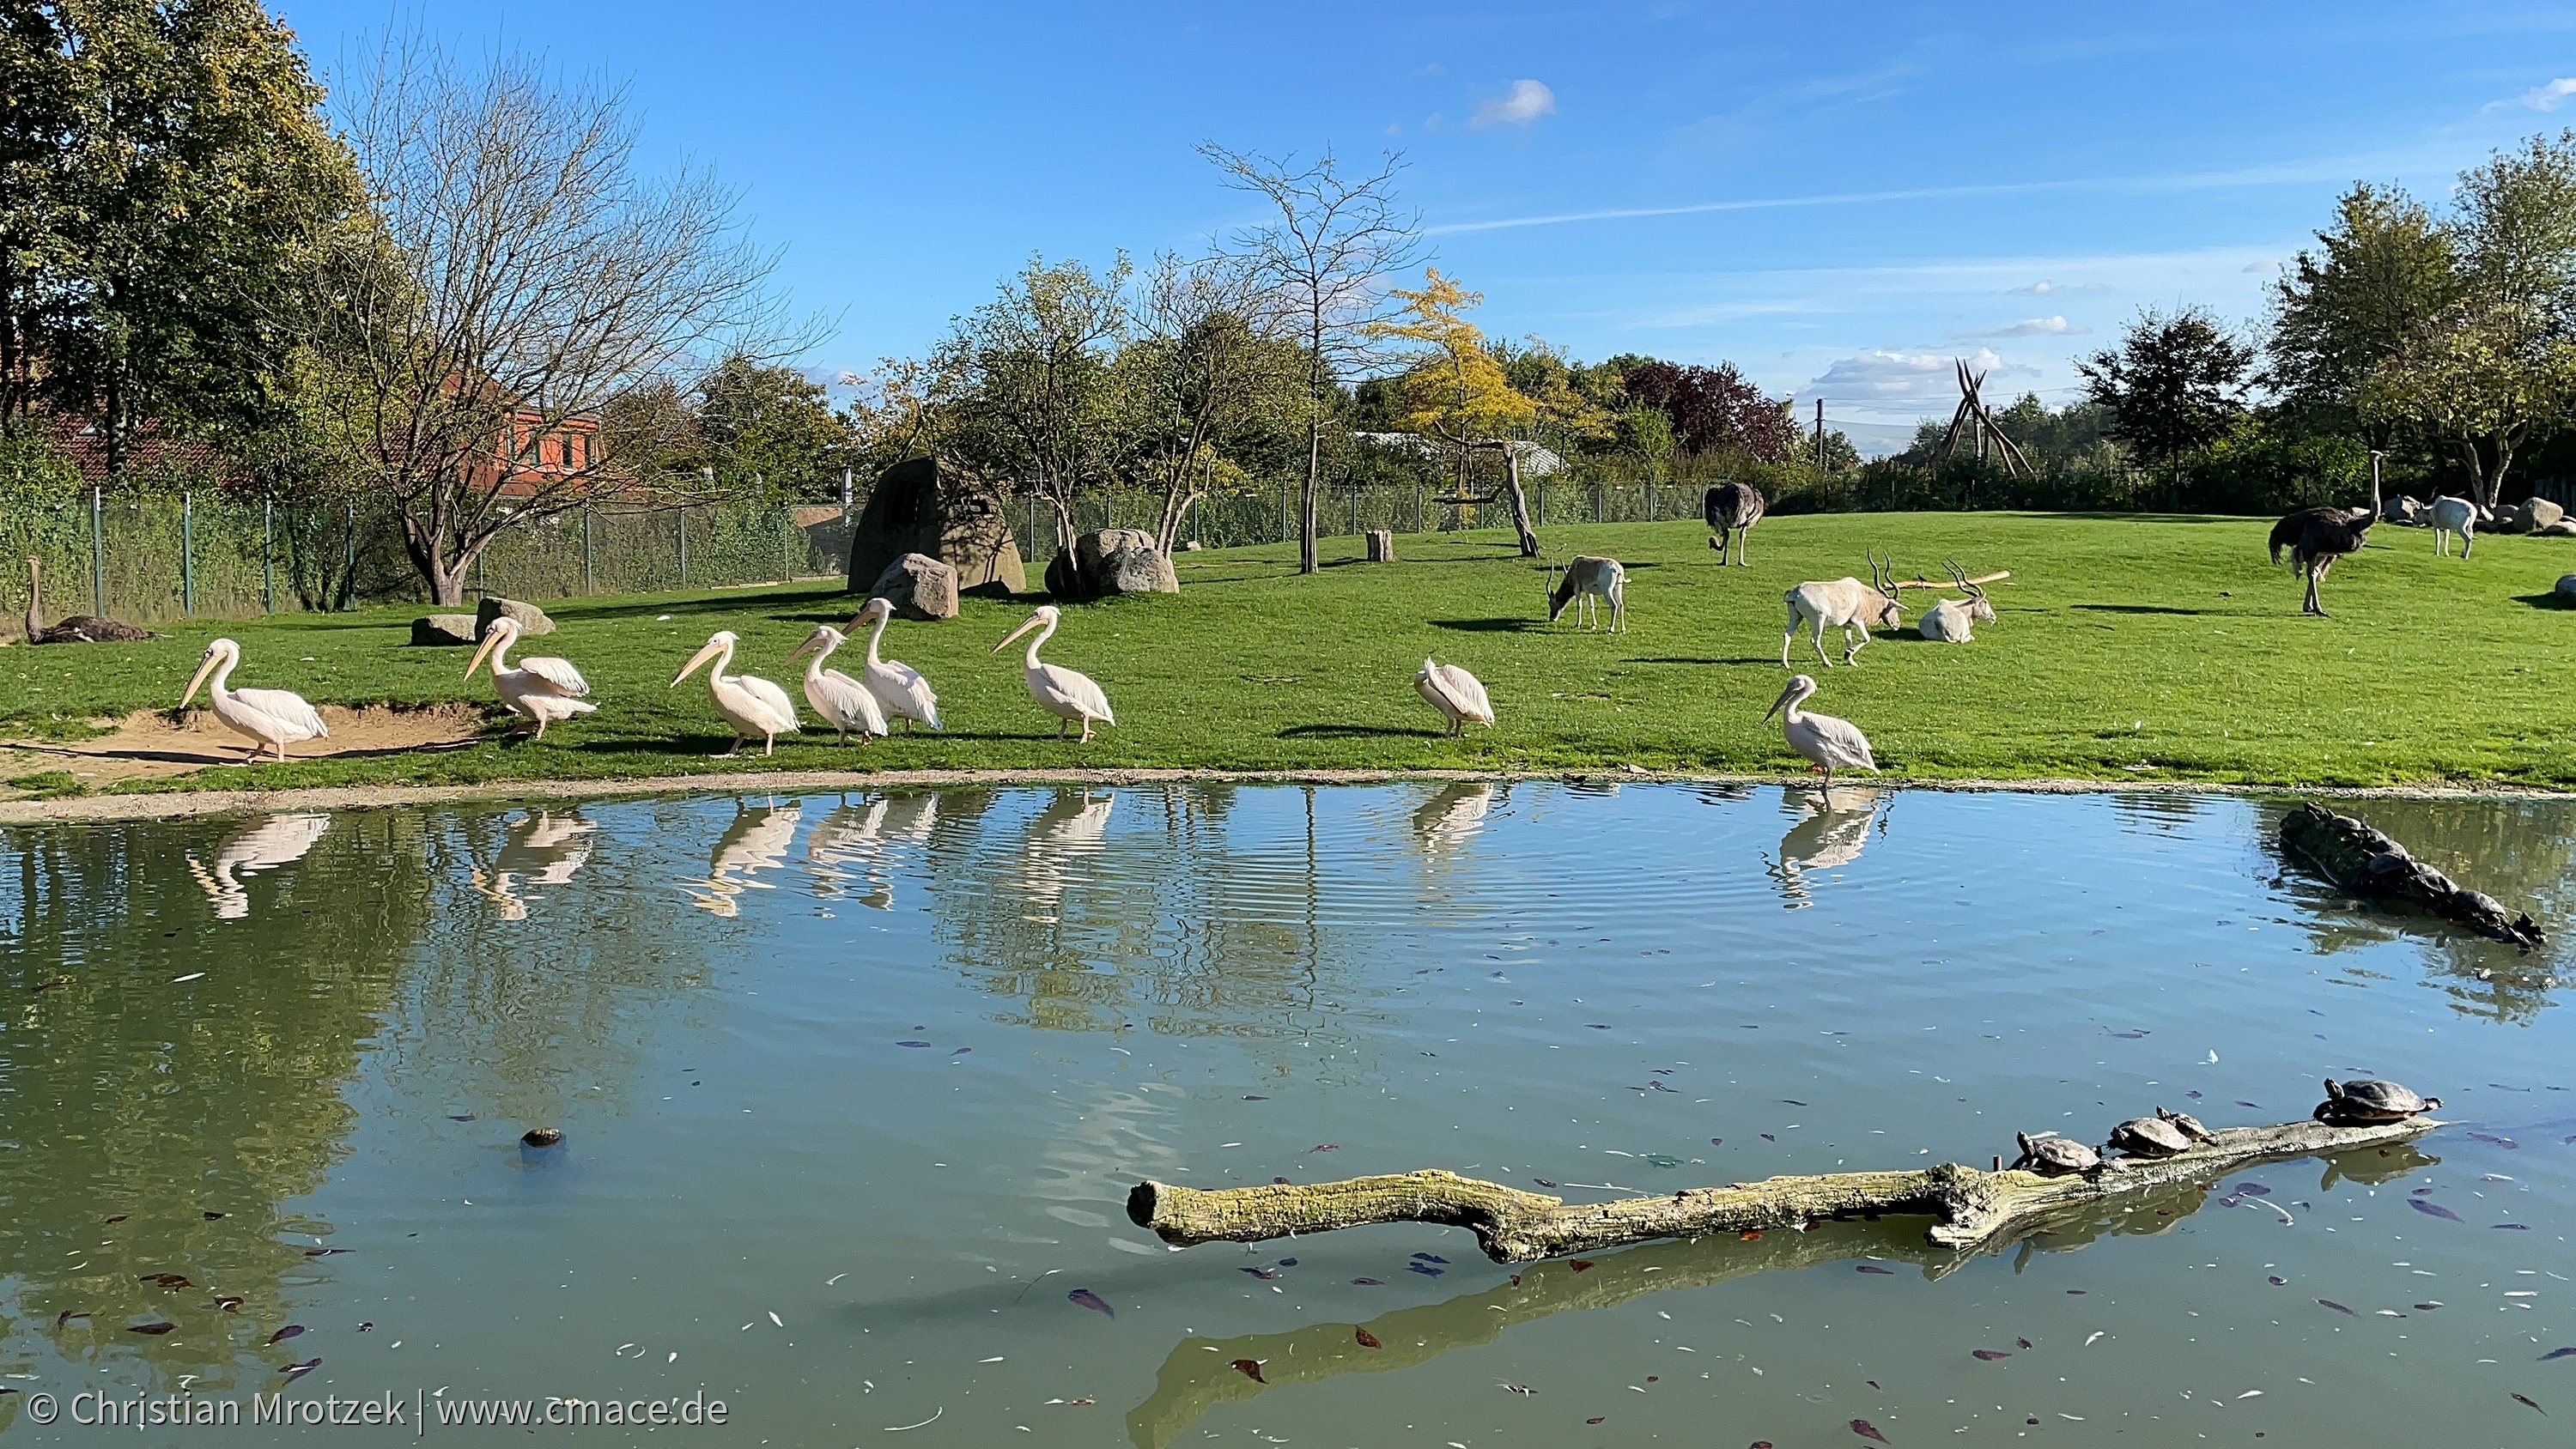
671;638;726;688
993;615;1042;654
464;628;505;679
179;653;219;708
1763;683;1798;722
787;628;829;664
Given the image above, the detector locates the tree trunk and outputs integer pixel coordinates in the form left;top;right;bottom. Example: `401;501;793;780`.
2279;802;2544;947
1495;448;1540;557
1298;423;1321;573
1129;1112;2434;1264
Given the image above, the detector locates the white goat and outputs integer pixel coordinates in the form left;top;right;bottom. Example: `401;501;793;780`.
1918;561;1995;643
1548;555;1627;631
1783;551;1905;668
2430;494;2476;558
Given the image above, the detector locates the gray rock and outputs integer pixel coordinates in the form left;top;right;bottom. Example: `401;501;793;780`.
475;597;554;640
1097;541;1179;595
2558;573;2576;600
846;457;1025;598
2383;495;2426;526
1048;529;1177;599
1181;539;1203;552
868;552;959;621
2512;497;2566;533
411;614;480;646
2539;519;2576;537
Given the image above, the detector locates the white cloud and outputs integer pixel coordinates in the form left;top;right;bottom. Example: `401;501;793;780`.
1804;348;2036;410
1471;79;1556;129
1953;315;2089;338
2495;77;2576;112
2008;279;2110;296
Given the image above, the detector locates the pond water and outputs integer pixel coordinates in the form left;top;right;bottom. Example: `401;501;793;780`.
1;783;2571;1446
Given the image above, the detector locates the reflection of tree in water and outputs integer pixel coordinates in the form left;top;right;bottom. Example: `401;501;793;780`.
1764;788;1887;908
0;813;432;1391
2261;798;2574;1022
2109;791;2202;838
928;786;1358;1042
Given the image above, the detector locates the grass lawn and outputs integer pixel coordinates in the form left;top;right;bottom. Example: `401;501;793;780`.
4;510;2574;798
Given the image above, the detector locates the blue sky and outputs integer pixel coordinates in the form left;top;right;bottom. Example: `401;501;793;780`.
275;3;2576;450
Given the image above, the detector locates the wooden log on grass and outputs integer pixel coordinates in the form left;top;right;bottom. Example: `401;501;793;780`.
1127;1114;2435;1263
2281;802;2544;949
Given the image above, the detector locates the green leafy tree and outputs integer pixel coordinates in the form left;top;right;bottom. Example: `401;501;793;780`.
2078;306;2256;478
1116;252;1304;553
690;354;854;499
933;253;1130;553
1370;269;1543;555
2269;183;2455;444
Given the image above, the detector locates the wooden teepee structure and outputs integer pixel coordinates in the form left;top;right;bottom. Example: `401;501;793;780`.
1932;359;2030;476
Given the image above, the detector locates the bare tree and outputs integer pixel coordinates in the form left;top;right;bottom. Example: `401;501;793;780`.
1202;144;1421;573
300;41;795;603
1122;252;1302;553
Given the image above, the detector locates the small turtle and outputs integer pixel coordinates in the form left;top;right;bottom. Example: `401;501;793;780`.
2009;1132;2099;1176
2105;1114;2194;1158
2156;1106;2215;1143
2312;1078;2440;1124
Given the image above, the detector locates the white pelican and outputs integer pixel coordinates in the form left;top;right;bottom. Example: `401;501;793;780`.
786;625;890;744
670;630;799;757
993;605;1114;742
1414;657;1494;737
1764;673;1878;807
179;638;327;763
845;597;941;731
465;617;597;738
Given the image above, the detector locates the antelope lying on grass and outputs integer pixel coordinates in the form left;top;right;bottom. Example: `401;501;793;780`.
1783;551;1905;668
1548;555;1627;632
1917;561;1995;643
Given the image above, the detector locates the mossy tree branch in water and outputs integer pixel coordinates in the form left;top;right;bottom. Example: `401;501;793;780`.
1127;1115;2439;1262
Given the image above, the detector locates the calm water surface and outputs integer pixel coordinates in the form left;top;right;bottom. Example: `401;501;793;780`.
1;784;2571;1445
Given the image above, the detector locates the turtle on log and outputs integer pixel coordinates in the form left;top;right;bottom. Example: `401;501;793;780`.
2312;1078;2440;1125
2105;1115;2194;1158
2010;1132;2100;1175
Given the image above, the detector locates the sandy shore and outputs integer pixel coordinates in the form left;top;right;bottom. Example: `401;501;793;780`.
1;766;2565;825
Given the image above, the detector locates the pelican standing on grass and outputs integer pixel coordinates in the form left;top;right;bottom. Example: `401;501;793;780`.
670;630;799;757
465;617;595;738
178;638;328;764
993;605;1114;742
1415;657;1495;737
786;625;889;744
1764;673;1877;807
845;597;941;731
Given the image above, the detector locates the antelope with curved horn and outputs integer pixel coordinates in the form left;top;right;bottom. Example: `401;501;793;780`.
1781;550;1904;668
1917;560;1995;643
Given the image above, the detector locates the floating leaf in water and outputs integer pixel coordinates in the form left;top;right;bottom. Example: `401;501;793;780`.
1709;1138;1723;1147
268;1325;304;1343
2468;1132;2519;1149
1230;1358;1265;1384
1760;1133;1776;1142
1407;1263;1443;1276
1242;1095;1267;1101
1644;1155;1683;1168
2409;1199;2463;1222
1066;1288;1112;1318
304;1247;350;1257
2538;1347;2576;1361
104;1215;126;1224
2267;1276;2287;1286
1242;1268;1279;1280
1740;1230;1762;1240
129;1322;176;1335
1352;1278;1382;1285
1414;1253;1448;1263
1850;1418;1890;1443
1279;1258;1297;1266
282;1359;320;1379
1309;1143;1339;1153
2017;1337;2032;1349
1587;1417;1606;1425
140;1274;190;1288
1856;1264;1893;1275
1972;1349;2012;1361
2233;1182;2270;1197
1533;1178;1559;1188
2318;1299;2355;1315
54;1311;87;1328
212;1296;242;1312
1354;1328;1381;1349
896;1040;932;1048
2234;1100;2260;1109
1571;1259;1595;1273
2512;1392;2544;1415
1782;1100;1807;1106
2497;1222;2531;1230
2106;1031;2147;1040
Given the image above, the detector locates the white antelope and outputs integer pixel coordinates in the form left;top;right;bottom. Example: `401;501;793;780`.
1547;555;1627;631
2429;494;2476;558
786;625;890;744
993;605;1115;742
1415;657;1495;736
179;638;328;763
465;617;596;738
1917;561;1996;644
1765;673;1878;808
843;597;941;732
1782;551;1905;669
670;630;799;757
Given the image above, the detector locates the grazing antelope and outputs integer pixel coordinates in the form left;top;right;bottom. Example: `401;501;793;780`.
1782;551;1905;669
2429;494;2476;558
1917;561;1995;643
1547;555;1627;631
1703;482;1765;565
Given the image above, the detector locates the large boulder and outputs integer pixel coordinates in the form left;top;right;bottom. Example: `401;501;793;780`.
2558;573;2576;601
475;596;554;640
868;552;959;621
846;457;1025;598
2383;494;2426;526
1048;528;1177;599
410;614;479;646
2539;519;2576;537
2507;496;2567;534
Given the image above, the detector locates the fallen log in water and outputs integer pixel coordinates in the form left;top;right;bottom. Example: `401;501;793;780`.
1127;1115;2435;1263
2280;802;2544;949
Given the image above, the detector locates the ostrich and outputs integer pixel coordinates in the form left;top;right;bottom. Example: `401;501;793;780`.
22;557;150;644
2276;452;2384;616
1703;482;1765;565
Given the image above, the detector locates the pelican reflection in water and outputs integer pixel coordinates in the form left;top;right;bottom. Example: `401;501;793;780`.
1763;787;1886;908
1018;790;1115;921
1410;782;1500;855
680;801;803;917
806;793;940;909
469;810;598;920
186;813;331;919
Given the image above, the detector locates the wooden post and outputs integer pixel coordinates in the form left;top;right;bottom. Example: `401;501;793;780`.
180;490;193;617
583;509;594;595
262;498;274;615
1365;529;1394;562
89;486;103;616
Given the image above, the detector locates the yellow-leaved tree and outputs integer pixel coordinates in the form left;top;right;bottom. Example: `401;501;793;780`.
1370;270;1543;556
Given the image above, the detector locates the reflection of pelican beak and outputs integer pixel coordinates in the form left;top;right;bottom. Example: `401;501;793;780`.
993;615;1041;654
464;626;507;679
671;638;726;688
180;652;219;707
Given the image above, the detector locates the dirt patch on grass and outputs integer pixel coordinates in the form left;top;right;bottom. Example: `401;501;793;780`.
1;702;491;790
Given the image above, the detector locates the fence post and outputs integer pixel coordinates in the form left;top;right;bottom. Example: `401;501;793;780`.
677;509;689;586
262;498;274;615
1648;482;1657;522
583;509;594;595
1349;481;1359;537
781;503;793;578
342;500;355;610
1414;483;1423;534
181;490;194;616
1537;479;1546;528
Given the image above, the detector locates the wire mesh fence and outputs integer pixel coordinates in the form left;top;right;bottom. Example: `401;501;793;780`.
999;480;1709;559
